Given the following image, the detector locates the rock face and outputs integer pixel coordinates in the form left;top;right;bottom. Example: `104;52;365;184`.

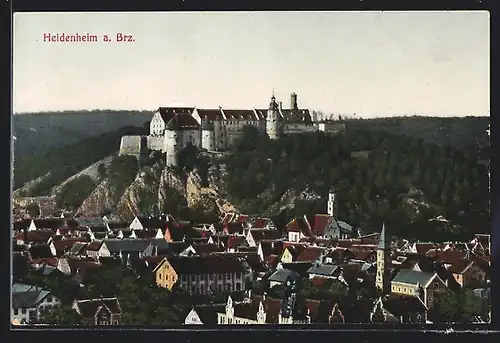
157;167;187;211
75;179;121;217
115;163;163;221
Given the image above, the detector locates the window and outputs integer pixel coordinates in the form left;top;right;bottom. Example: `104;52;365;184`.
14;309;19;315
226;273;231;280
236;283;241;291
113;321;118;324
100;321;109;325
21;308;26;314
46;296;52;302
228;318;233;324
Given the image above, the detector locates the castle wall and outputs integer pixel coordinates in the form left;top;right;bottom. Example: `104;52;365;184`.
179;130;202;149
147;135;165;152
201;130;215;151
284;123;318;135
119;135;143;156
318;122;346;132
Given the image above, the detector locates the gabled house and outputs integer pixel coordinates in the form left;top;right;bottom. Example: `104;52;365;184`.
129;215;170;231
268;267;300;288
217;294;283;324
390;269;446;310
155;254;247;294
184;304;226;324
245;229;281;247
72;297;122;325
450;258;488;288
284;217;312;243
369;294;428;324
12;283;61;324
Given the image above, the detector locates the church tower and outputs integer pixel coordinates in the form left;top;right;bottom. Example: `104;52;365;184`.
375;223;392;294
164;117;179;167
327;186;336;217
266;92;281;140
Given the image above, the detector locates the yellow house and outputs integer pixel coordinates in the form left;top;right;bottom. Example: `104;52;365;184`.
280;248;294;264
391;270;446;309
153;258;179;290
451;259;487;288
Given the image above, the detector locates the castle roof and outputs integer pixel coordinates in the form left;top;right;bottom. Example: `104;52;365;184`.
223;109;257;121
158;107;194;123
166;114;200;131
197;109;222;121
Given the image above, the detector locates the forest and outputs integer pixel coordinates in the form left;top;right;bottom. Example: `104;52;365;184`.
13;125;146;194
223;121;489;242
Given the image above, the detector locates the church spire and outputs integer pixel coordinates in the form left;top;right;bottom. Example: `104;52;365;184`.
378;222;390;250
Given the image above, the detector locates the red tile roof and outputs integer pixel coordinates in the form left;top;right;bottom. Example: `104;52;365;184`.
197;109;223;121
171;113;200;130
76;297;122;318
223;109;257;121
285;218;312;236
426;249;467;265
52;239;88;255
14;230;53;243
30;257;58;267
168;254;246;274
308;215;332;236
296;247;326;262
158;107;194;123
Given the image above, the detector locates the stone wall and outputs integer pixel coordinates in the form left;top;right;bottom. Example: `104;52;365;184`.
119;135;143;156
147;135;164;152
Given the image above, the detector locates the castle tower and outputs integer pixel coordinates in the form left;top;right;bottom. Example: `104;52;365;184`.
327;186;336;217
376;223;392;294
291;92;298;110
266;92;281;140
164;117;179;167
201;116;215;151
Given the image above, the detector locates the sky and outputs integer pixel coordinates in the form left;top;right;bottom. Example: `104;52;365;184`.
13;11;489;117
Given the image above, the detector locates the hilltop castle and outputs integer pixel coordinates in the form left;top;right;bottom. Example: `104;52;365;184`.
119;92;345;166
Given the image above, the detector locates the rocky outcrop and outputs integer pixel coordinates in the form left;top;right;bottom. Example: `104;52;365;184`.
186;169;219;215
13;172;52;197
75;179;120;217
115;164;164;221
50;156;114;196
157;167;187;211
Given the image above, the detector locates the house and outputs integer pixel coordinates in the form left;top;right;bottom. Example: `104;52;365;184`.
49;239;88;257
217;294;283;324
268;268;299;288
184;304;226;324
14;230;53;246
245;229;281;247
12;283;61;324
153;258;179;290
129;216;170;231
72;297;122;325
450;258;488;288
164;222;203;242
284;217;312;243
390;269;446;310
369;294;428;323
155;254;247;294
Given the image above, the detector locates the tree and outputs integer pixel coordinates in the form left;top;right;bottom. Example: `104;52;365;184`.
26;202;40;217
435;290;460;322
38;306;82;325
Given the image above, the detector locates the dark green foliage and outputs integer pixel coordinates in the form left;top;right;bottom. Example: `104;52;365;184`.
177;144;210;186
83;265;188;324
14;126;145;194
300;278;348;301
13;110;152;161
38;306;82;325
223;122;489;241
97;163;107;179
25;202;40;217
435;289;490;323
161;187;190;219
107;155;139;202
56;175;96;210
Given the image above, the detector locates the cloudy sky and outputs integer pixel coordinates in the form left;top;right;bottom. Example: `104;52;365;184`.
13;11;489;117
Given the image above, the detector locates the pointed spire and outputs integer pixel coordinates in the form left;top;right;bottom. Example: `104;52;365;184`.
378;222;390;250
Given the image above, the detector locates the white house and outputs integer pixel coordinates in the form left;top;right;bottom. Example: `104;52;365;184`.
12;283;61;324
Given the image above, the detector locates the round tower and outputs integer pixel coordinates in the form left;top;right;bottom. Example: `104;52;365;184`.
201;116;215;151
164;117;179;167
266;93;281;140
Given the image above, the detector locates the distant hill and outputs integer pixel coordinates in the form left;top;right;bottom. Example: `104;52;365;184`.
13;110;153;160
341;116;490;157
13;125;147;193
